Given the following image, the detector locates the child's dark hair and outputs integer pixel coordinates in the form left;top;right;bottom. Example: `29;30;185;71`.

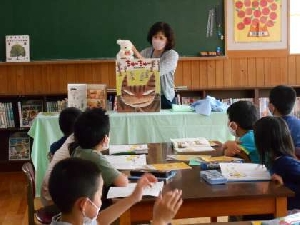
49;157;102;213
69;108;110;154
147;22;175;50
269;85;296;115
254;116;295;166
227;100;258;130
59;107;82;136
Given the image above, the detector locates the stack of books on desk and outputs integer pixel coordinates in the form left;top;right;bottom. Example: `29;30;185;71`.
108;144;148;155
171;137;214;152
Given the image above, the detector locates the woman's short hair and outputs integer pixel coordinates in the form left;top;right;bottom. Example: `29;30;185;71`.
147;22;175;50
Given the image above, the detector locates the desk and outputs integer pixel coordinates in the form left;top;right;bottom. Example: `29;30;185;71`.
28;111;233;195
119;143;294;225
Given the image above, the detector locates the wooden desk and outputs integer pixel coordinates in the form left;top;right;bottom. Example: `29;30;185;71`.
119;143;294;225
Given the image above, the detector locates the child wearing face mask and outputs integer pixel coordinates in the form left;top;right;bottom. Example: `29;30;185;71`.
223;100;260;163
132;21;179;109
49;157;183;225
268;85;300;158
68;107;128;210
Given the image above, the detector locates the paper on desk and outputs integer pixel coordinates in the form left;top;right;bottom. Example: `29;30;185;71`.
109;144;148;155
171;137;214;152
220;163;271;181
107;181;164;199
104;154;147;170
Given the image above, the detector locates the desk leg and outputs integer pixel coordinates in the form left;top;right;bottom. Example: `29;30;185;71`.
119;209;131;225
275;197;287;217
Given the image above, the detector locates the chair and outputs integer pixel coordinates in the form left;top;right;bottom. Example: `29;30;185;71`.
22;162;60;225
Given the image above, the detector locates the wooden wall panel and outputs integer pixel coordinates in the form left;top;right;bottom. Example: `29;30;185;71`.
190;61;200;89
0;66;8;95
247;58;256;87
215;60;224;88
223;59;232;87
174;61;183;86
207;61;216;88
1;55;300;95
288;56;296;85
296;56;300;84
255;58;265;87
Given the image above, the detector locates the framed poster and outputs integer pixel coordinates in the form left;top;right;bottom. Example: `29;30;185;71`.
226;0;287;51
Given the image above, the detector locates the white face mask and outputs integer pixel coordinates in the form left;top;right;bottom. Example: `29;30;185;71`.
102;136;110;151
82;198;101;225
152;39;166;51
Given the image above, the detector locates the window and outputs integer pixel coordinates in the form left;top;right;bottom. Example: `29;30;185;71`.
290;0;300;54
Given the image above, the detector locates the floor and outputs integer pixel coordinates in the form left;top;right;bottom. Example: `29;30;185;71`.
0;172;227;225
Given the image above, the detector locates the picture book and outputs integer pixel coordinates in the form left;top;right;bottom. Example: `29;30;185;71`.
167;154;208;161
18;100;43;127
202;156;243;163
103;154;147;170
116;58;161;112
109;144;148;155
67;84;87;111
6;35;30;62
87;84;107;109
171;137;214;152
9;132;30;160
107;181;164;199
219;163;271;182
142;162;192;172
68;84;107;111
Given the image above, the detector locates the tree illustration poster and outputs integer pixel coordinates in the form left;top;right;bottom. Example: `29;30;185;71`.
234;0;281;42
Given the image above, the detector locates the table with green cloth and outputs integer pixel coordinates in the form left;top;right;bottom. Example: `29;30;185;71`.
28;110;233;196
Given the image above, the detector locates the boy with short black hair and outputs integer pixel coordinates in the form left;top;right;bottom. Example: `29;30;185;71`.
269;85;300;157
49;107;81;158
223;100;260;163
49;157;182;225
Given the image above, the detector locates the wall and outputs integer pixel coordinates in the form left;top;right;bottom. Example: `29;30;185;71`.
0;55;299;95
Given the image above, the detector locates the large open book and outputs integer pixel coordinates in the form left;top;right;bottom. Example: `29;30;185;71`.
171;137;214;152
220;163;271;182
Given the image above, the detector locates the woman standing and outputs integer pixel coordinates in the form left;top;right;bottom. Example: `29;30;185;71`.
133;22;179;109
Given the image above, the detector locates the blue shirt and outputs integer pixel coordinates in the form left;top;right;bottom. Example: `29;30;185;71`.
50;136;68;155
239;130;260;164
271;155;300;210
282;115;300;156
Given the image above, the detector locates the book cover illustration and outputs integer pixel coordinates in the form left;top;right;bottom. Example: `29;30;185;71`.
6;35;30;62
171;137;214;152
87;84;107;110
67;84;87;111
9;132;30;160
109;144;148;155
220;162;271;181
143;162;192;172
116;59;161;112
104;154;147;170
18;100;43;127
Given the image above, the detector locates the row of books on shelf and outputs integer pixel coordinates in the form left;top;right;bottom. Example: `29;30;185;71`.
0;102;15;128
0;99;67;128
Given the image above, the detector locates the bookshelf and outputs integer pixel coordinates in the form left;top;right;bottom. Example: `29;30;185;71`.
0;94;67;171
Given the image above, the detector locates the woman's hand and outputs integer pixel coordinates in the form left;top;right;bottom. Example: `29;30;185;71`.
152;189;182;225
132;45;143;59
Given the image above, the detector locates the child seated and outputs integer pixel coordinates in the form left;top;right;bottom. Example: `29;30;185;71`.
49;157;182;225
223;100;260;163
254;116;300;210
269;85;300;158
48;107;81;160
69;107;128;188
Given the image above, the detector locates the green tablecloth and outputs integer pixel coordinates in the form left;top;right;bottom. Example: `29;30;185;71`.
28;110;233;196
